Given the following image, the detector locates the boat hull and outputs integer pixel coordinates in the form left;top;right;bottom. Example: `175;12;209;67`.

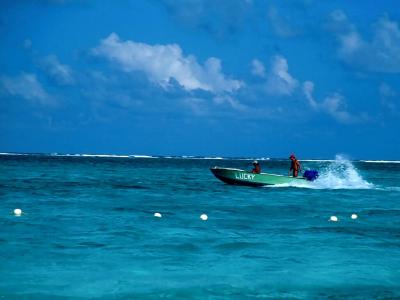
210;167;305;186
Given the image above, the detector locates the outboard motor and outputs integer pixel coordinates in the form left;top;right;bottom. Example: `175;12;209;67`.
303;170;319;181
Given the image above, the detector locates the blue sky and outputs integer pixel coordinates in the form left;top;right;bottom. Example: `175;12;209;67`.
0;0;399;159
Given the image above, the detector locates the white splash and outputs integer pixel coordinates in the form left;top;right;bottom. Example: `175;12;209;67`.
271;155;374;190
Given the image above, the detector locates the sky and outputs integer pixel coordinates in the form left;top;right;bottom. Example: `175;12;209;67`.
0;0;399;159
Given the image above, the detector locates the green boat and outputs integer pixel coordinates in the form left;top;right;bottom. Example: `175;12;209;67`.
210;167;306;187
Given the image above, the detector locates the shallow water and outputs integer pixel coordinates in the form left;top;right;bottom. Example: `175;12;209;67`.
1;154;399;299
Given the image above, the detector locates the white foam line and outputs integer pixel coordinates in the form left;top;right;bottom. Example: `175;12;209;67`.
362;160;400;164
51;154;132;158
86;154;130;158
301;159;336;162
75;154;131;158
233;158;271;161
180;156;224;159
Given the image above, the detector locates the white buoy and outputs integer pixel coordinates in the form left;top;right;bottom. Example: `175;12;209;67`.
154;212;162;218
351;213;358;220
329;215;338;222
200;214;208;221
14;208;22;216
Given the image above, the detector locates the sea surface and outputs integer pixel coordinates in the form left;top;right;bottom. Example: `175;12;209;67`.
1;154;399;299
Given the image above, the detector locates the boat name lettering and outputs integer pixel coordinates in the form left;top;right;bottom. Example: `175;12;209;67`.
235;173;255;180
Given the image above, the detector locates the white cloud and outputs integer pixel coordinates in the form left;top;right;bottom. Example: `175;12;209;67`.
92;33;242;93
40;55;74;85
321;92;354;123
251;59;266;77
250;55;361;123
1;73;51;105
328;11;400;73
338;31;364;56
302;80;358;123
302;80;317;108
266;55;299;96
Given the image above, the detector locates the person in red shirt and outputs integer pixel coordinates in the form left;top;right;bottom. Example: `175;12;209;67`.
252;160;261;174
289;154;301;177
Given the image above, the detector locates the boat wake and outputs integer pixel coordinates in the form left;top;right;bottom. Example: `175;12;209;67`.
270;155;374;190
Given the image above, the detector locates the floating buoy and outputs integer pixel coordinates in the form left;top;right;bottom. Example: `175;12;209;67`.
14;208;22;216
351;214;358;220
200;214;208;221
154;212;162;218
329;215;338;222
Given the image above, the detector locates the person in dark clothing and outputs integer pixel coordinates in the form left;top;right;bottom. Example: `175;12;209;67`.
289;154;301;177
251;160;261;174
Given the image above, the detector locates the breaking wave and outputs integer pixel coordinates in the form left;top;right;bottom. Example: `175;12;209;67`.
271;155;374;190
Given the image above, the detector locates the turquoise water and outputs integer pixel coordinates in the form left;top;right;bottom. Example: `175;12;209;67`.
1;154;400;299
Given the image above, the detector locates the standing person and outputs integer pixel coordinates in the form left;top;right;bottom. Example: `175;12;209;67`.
251;160;261;174
289;154;301;177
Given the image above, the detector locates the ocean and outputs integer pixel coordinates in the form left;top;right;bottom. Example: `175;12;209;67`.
1;154;399;299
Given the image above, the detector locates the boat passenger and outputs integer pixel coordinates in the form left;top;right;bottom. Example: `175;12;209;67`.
252;160;261;174
289;154;301;177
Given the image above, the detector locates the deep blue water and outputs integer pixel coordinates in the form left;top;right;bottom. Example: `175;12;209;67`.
1;154;400;299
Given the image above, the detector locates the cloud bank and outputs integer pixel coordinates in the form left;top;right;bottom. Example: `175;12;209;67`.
328;10;400;73
92;33;242;94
